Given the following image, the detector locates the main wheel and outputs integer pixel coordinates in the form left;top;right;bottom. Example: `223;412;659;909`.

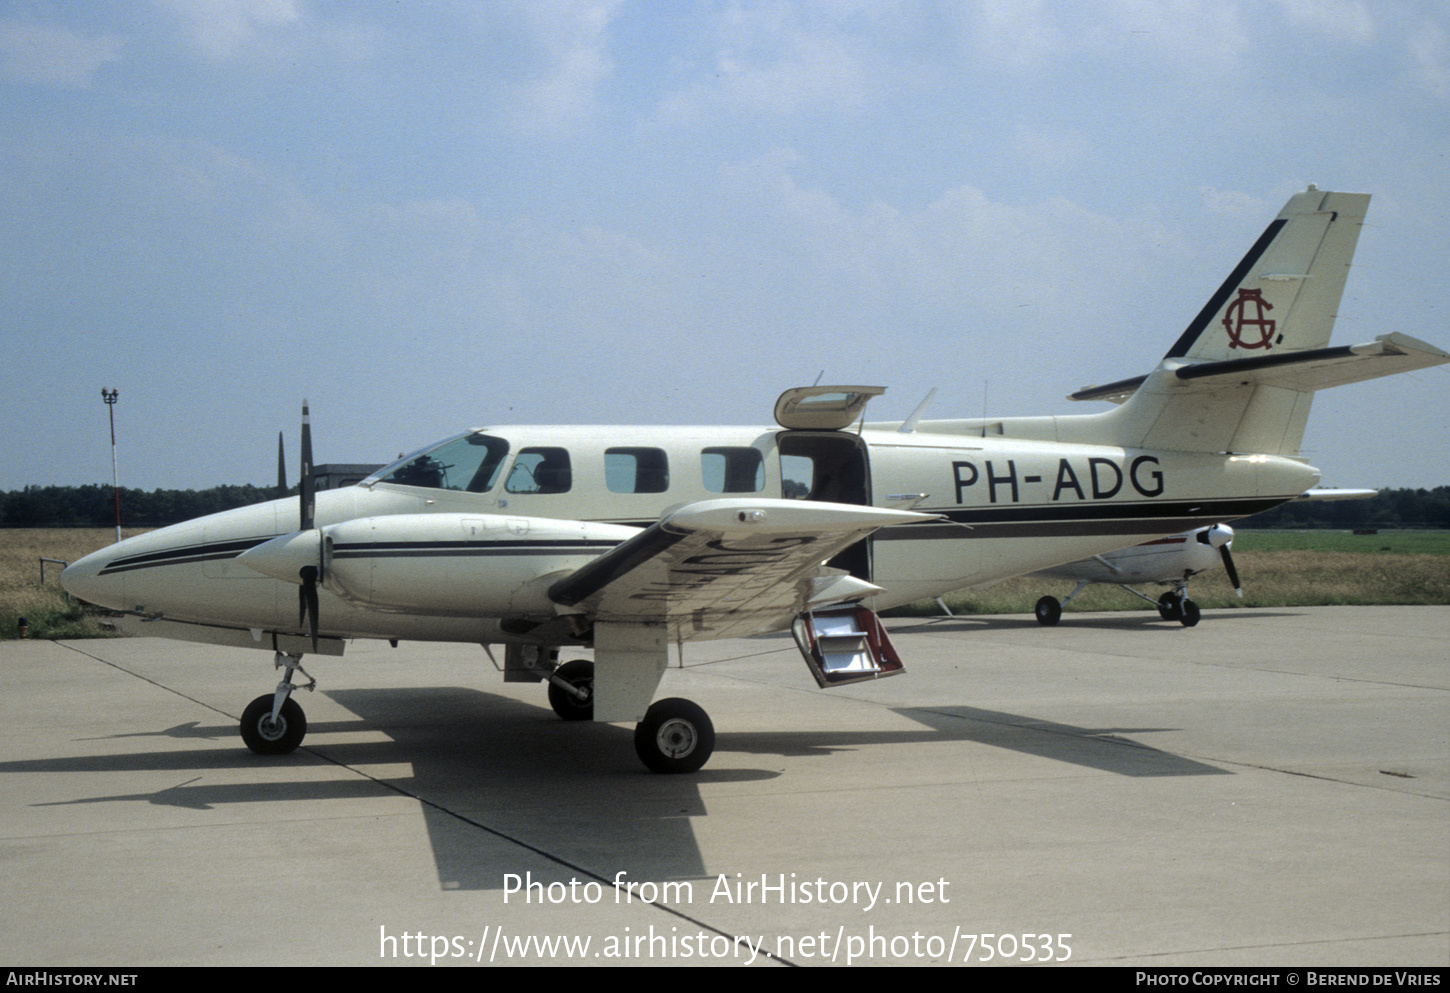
1157;591;1182;621
240;694;307;755
547;659;594;721
1178;599;1201;627
1034;595;1062;626
634;698;715;774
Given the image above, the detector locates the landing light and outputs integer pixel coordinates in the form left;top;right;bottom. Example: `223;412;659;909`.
737;510;767;524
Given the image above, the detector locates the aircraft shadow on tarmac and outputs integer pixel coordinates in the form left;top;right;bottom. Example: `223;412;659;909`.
11;685;1228;891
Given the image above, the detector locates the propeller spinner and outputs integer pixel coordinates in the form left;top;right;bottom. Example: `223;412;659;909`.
1196;523;1241;597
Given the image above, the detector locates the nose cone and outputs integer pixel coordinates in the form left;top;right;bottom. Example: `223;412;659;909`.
61;545;126;610
1202;523;1234;549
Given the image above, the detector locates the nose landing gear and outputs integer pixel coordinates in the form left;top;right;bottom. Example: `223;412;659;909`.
240;652;315;755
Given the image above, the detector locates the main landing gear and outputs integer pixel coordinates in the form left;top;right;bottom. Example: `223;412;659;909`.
240;652;315;755
1156;590;1201;627
545;658;716;774
633;698;714;774
1034;581;1202;627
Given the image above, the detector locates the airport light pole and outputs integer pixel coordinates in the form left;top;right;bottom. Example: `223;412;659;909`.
101;389;121;543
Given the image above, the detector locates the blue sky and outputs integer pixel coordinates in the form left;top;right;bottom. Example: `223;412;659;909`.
2;0;1446;492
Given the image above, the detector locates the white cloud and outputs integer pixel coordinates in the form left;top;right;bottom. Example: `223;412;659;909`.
1197;186;1273;222
154;0;302;60
655;2;873;124
490;0;625;134
0;19;123;88
1407;18;1449;99
1273;0;1375;45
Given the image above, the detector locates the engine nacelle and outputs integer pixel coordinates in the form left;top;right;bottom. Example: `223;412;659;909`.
319;513;640;617
241;512;638;618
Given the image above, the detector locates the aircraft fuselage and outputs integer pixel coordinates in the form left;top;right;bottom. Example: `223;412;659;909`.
62;421;1317;648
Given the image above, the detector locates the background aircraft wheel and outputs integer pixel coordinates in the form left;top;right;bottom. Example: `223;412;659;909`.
547;659;594;721
1034;595;1062;626
1157;591;1182;621
634;698;714;774
1179;599;1201;627
240;694;307;755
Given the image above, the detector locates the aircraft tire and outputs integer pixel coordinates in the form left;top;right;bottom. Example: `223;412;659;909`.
1034;596;1062;626
240;694;307;755
634;698;714;774
1157;592;1182;621
547;659;595;721
1179;599;1201;627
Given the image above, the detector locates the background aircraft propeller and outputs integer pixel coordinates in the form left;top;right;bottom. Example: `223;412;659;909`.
1196;523;1242;597
276;432;287;498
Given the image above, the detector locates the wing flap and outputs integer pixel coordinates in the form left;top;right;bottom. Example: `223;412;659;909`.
548;498;936;640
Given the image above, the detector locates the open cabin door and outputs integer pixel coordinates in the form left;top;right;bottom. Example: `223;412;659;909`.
772;385;912;689
774;386;883;583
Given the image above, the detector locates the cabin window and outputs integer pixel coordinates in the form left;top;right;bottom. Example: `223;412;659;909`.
701;447;764;493
505;448;572;494
781;454;814;499
606;447;669;494
377;433;510;492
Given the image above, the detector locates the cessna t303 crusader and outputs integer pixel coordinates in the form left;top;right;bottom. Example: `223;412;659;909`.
62;187;1447;773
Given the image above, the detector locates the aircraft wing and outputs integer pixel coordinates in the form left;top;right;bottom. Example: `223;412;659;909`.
548;498;936;641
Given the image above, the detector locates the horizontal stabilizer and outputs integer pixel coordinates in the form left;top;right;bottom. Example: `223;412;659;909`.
1169;332;1448;393
1072;333;1447;403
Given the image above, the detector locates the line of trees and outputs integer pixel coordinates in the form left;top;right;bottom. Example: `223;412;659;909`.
0;483;284;528
2;483;1448;530
1235;487;1450;530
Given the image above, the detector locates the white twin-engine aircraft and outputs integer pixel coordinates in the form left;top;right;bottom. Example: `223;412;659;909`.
62;187;1447;773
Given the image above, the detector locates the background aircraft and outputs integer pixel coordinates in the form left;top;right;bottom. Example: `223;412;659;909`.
1031;523;1237;627
1030;488;1379;626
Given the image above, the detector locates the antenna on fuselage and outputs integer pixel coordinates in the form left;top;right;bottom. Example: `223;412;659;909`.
898;387;938;434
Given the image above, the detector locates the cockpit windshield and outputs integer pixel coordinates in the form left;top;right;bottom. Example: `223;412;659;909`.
366;433;510;492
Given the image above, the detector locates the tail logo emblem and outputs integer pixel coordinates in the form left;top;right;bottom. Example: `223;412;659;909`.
1223;288;1277;350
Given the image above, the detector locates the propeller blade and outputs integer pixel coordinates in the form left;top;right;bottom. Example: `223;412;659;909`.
299;564;320;652
300;400;315;532
298;401;319;649
1220;544;1242;597
277;432;287;498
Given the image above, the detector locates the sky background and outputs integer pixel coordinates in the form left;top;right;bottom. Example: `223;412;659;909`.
2;0;1446;493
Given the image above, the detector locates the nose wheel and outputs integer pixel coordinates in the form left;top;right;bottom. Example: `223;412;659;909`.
241;694;307;754
240;651;315;755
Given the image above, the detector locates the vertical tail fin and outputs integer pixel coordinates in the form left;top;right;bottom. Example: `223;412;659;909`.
1104;187;1381;457
1163;187;1370;363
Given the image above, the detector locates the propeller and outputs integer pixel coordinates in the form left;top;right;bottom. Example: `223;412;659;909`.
1197;523;1241;597
297;401;323;651
233;403;326;651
